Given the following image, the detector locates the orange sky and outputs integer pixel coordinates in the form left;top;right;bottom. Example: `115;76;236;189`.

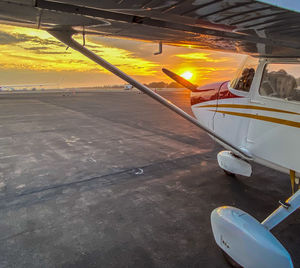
0;24;244;88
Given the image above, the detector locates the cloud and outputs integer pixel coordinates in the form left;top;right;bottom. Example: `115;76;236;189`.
26;35;64;47
0;24;242;87
0;30;65;49
0;32;25;44
23;46;49;50
88;35;164;59
22;46;72;55
175;52;229;62
0;27;158;75
0;31;62;47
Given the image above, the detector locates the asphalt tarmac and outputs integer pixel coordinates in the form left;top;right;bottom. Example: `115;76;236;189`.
0;90;298;267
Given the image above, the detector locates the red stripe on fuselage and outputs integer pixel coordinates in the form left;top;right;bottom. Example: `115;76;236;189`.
190;81;241;106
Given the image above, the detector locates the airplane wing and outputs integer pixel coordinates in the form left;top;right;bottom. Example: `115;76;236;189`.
1;0;300;56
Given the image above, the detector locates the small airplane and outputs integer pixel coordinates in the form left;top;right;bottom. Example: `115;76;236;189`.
1;1;300;267
124;84;133;90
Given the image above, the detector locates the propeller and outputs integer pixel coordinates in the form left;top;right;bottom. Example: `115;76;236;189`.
162;68;198;92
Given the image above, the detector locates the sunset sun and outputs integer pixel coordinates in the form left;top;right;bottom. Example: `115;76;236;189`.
180;71;193;80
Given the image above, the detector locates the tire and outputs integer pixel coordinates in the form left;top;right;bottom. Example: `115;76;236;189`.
223;169;236;177
222;250;243;268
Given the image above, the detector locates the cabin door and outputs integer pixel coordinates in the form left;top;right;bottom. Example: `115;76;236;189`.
213;57;259;148
246;61;300;172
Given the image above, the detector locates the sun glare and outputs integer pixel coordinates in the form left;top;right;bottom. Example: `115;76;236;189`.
180;71;193;80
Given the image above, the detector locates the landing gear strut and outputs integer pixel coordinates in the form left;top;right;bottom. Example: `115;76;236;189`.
290;170;300;194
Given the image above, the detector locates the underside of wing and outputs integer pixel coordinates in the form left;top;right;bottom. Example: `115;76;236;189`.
2;0;300;56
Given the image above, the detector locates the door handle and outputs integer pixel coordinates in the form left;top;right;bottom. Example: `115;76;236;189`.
250;99;265;105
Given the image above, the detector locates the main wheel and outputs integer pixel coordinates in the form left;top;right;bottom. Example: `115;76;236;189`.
223;169;236;177
222;250;243;268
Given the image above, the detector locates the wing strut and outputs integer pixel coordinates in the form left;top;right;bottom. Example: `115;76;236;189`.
48;30;252;161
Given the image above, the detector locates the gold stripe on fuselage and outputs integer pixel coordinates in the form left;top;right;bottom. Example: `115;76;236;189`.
196;104;300;115
209;110;300;129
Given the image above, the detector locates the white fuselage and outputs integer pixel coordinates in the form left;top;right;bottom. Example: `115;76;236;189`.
191;58;300;176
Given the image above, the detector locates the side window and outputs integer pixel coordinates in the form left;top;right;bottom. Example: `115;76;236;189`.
260;63;300;102
230;57;259;92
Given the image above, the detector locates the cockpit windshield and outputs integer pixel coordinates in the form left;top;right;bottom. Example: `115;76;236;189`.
230;56;259;92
